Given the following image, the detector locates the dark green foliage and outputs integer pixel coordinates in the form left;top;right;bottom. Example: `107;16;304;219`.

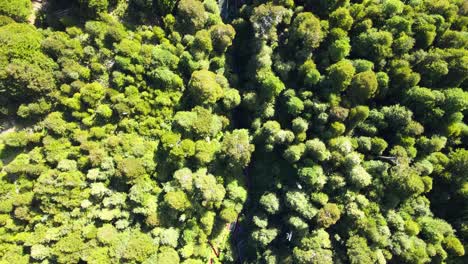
327;60;355;92
177;0;206;34
348;71;378;104
78;0;109;17
250;3;291;42
413;14;437;48
0;24;56;96
293;229;333;263
0;1;466;263
329;7;353;31
2;59;56;97
299;59;321;87
188;70;223;104
155;0;178;15
316;203;341;228
257;69;285;99
354;29;393;63
346;236;377;264
220;129;254;169
210;24;235;53
149;67;184;91
289;12;324;57
260;192;280;214
0;0;31;22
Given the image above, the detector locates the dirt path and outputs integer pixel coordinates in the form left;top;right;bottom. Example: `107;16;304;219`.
0;120;17;165
29;0;44;25
1;119;16;135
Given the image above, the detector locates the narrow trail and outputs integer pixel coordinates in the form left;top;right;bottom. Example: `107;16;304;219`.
29;0;45;25
0;119;18;165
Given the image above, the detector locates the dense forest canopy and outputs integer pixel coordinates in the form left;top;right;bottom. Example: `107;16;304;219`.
0;0;467;263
